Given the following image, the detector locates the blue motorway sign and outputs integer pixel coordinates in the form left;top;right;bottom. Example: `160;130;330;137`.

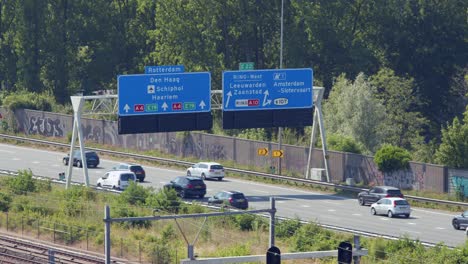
118;72;211;116
222;68;313;111
145;65;185;74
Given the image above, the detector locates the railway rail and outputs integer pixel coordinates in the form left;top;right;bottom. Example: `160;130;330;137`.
0;234;107;264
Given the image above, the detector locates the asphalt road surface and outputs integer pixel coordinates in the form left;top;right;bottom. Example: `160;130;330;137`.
0;143;466;247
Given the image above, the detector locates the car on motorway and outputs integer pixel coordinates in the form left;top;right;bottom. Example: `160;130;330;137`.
186;162;225;181
452;211;468;230
63;150;100;168
370;197;411;218
357;186;403;206
97;170;136;190
208;191;249;209
163;176;206;198
113;163;146;182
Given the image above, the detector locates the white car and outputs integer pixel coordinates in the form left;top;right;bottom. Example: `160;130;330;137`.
187;162;225;181
97;170;136;190
370;197;411;218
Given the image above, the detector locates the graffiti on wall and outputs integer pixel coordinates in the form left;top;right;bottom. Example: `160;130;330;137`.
28;116;64;137
81;124;102;143
383;171;414;189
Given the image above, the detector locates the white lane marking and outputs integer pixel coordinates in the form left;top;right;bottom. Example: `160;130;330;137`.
0;149;14;153
401;229;421;234
323;201;340;205
32;161;40;164
435;227;446;230
407;222;416;225
301;205;310;208
255;190;269;193
12;158;21;161
380;217;389;221
52;164;60;167
277;201;286;203
327;209;336;212
352;213;361;216
411;208;455;217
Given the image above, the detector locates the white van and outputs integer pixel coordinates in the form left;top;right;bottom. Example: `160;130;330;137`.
97;171;136;190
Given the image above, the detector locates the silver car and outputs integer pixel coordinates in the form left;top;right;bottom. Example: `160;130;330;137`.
370;197;411;218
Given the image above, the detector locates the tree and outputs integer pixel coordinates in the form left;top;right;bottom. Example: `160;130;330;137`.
323;73;386;154
435;111;468;169
370;68;427;151
374;144;412;173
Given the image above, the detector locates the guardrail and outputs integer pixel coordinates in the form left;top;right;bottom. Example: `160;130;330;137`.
1;133;468;209
0;166;456;249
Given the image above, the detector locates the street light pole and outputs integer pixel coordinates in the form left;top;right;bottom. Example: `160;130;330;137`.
278;0;284;175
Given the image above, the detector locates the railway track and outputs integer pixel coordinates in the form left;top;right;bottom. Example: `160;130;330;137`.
0;234;108;264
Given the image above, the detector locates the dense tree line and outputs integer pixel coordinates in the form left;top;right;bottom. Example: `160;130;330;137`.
0;0;466;165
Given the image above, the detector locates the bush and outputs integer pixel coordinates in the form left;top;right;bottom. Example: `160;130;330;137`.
2;90;56;111
119;182;150;205
374;144;411;173
321;134;363;154
0;192;12;211
7;169;37;194
146;188;181;214
276;217;302;238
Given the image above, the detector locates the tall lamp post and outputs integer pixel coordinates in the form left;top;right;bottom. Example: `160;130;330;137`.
277;0;284;175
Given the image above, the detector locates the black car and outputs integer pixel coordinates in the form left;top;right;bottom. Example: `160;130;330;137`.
452;211;468;230
208;191;248;209
113;163;146;182
357;186;403;206
63;150;100;168
164;176;206;198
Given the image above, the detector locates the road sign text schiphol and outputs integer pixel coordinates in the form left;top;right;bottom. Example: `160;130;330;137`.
222;68;313;111
118;72;211;116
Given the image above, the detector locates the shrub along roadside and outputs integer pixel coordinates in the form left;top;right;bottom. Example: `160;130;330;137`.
0;173;467;263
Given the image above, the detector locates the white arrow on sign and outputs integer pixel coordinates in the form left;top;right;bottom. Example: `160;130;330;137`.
124;104;130;113
162;102;168;111
199;100;206;109
262;90;272;106
225;91;232;108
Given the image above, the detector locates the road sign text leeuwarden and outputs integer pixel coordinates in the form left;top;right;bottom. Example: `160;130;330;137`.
223;68;313;111
118;72;211;116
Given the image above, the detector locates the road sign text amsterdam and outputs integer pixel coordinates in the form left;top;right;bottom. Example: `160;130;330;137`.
222;68;313;111
118;72;211;116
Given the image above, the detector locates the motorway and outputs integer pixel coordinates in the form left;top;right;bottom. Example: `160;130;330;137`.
0;143;466;248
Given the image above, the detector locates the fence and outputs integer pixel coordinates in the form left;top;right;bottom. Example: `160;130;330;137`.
0;107;464;193
0;211;179;263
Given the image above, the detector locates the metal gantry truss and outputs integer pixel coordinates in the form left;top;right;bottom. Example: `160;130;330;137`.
66;87;329;189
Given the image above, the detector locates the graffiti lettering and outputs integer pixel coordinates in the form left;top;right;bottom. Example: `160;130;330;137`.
28;116;63;137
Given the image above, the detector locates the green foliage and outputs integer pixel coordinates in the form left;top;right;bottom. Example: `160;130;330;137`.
321;133;363;154
2;90;56;111
0;192;12;212
118;182;150;205
7;169;37;194
292;223;342;251
276;217;302;238
146;188;181;214
435;114;468;168
58;186;95;217
323;73;386;154
233;214;266;231
374;144;412;173
370;68;427;151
